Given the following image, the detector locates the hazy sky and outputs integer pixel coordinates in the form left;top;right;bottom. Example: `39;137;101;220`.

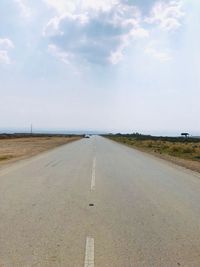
0;0;199;134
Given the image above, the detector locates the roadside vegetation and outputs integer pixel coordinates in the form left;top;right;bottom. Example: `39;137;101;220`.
105;133;200;172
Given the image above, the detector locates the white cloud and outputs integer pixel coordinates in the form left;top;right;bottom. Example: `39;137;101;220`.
43;0;184;65
146;0;185;31
44;15;64;37
81;0;119;12
14;0;31;18
0;39;15;50
44;0;118;14
44;2;148;65
130;27;149;38
48;44;70;64
43;0;76;14
44;13;89;37
0;50;11;64
109;48;124;65
145;44;172;61
0;38;14;65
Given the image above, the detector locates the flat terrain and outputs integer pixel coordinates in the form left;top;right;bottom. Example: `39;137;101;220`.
0;136;81;168
1;136;200;266
107;135;200;173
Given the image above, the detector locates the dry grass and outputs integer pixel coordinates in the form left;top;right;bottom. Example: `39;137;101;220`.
130;140;200;160
108;136;200;173
0;136;81;167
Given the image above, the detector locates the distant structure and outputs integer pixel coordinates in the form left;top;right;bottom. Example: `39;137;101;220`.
31;124;33;135
181;132;189;138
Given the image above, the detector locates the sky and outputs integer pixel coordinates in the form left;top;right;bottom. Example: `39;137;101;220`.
0;0;199;135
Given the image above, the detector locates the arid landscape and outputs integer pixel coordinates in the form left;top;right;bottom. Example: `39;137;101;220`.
106;134;200;173
1;0;200;265
0;134;81;168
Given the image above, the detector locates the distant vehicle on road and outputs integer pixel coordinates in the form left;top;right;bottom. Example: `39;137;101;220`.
84;135;90;138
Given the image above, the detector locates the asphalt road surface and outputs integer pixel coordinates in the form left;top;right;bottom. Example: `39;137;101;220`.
1;136;200;267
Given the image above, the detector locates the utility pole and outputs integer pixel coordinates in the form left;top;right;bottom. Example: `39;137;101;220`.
31;124;33;135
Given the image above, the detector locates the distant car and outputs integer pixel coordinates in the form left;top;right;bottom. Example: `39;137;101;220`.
84;135;90;138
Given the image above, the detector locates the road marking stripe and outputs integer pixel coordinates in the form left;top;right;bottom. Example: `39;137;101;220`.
91;157;96;191
84;237;94;267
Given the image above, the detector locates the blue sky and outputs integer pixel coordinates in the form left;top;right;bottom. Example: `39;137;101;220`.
0;0;199;135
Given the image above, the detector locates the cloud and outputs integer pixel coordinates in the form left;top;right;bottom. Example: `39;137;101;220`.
44;2;148;65
43;0;119;14
145;43;172;61
0;38;14;64
0;39;15;50
14;0;31;18
146;0;185;31
48;44;70;64
0;51;11;64
109;49;124;65
43;0;76;14
43;13;89;37
43;0;184;65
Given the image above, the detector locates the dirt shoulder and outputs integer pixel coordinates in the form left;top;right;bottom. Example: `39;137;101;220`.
153;153;200;173
0;136;81;168
129;145;200;174
107;136;200;174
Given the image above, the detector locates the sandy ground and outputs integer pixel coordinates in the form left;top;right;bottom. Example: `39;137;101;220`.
0;136;81;168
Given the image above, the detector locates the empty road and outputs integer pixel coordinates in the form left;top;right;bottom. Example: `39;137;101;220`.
1;136;200;266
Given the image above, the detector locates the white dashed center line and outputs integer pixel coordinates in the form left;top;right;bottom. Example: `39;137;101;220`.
84;237;94;267
91;157;96;191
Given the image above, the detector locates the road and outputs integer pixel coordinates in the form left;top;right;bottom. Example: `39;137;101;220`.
1;136;200;266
